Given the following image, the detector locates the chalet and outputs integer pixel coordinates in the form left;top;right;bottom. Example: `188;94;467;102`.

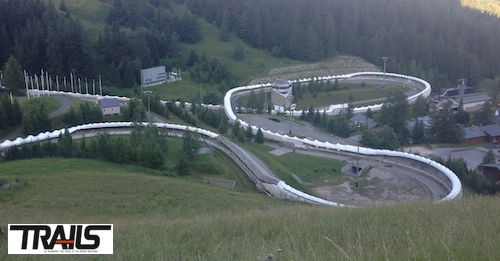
478;164;500;182
462;126;486;144
482;124;500;144
98;98;121;116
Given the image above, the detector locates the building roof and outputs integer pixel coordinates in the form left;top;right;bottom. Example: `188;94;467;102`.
463;126;486;139
481;124;500;137
350;114;377;129
478;164;500;171
452;93;491;104
98;98;120;108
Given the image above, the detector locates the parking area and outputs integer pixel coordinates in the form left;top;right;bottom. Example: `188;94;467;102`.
403;145;500;170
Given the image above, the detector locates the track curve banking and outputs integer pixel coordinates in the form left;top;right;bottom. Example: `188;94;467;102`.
1;72;460;206
223;72;460;204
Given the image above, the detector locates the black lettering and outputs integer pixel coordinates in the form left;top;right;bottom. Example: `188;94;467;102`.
39;226;51;249
48;225;68;249
10;225;50;250
76;225;111;249
68;225;76;249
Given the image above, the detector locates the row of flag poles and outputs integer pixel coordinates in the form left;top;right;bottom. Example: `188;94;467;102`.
24;69;103;99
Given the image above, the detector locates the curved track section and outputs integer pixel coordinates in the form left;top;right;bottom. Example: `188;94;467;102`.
223;72;461;203
7;72;460;206
0;122;348;207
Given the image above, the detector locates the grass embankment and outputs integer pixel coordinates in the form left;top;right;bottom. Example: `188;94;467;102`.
1;159;500;260
239;142;348;194
296;84;407;109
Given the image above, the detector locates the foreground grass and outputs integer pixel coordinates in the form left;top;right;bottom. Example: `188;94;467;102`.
1;159;500;259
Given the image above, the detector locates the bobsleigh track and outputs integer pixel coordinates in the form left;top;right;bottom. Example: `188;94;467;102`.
0;72;461;207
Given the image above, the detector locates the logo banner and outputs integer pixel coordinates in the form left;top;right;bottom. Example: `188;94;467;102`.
8;224;113;254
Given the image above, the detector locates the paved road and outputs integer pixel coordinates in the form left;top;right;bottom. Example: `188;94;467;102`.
431;145;500;170
49;96;72;117
237;113;448;201
238;114;357;145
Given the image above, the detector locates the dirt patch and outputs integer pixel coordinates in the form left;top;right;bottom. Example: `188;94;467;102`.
312;166;431;206
402;146;433;157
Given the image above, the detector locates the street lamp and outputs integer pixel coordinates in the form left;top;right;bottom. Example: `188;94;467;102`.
288;96;295;134
382;57;388;87
354;120;363;188
144;90;152;122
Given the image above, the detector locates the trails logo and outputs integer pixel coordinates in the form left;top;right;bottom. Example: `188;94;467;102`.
8;224;113;254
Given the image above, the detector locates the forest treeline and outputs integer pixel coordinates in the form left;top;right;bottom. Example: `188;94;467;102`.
1;0;499;91
186;0;500;89
0;0;201;88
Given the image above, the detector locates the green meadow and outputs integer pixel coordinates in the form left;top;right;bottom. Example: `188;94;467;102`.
1;159;500;260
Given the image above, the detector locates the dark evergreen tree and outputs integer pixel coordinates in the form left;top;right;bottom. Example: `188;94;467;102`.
22;101;51;135
411;95;428;118
455;99;470;125
58;128;73;158
360;129;379;148
182;131;201;160
472;101;494;126
3;55;24;94
481;149;496;165
429;102;465;144
412;119;425;144
378;91;410;144
255;128;264;144
377;126;400;150
176;158;190;176
245;125;254;141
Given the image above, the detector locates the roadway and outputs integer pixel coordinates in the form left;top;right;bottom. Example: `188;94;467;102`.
237;114;357;145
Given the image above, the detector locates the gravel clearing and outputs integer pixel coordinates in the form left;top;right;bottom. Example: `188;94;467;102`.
312;166;432;206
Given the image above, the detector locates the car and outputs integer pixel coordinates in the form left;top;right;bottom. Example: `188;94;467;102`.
269;117;280;122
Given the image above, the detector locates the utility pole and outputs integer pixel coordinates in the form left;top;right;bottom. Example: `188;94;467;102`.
355;121;362;188
288;96;295;134
144;90;152;122
382;57;388;87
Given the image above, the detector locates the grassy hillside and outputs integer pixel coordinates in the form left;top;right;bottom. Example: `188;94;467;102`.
47;0;111;37
1;159;500;259
46;0;381;102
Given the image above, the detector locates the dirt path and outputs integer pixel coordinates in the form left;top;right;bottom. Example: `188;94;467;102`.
312;166;432;206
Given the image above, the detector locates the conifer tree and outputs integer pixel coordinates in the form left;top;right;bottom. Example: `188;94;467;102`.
3;55;24;94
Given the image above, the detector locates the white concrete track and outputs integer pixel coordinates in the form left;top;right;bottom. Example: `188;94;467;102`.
223;72;460;204
0;72;460;207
